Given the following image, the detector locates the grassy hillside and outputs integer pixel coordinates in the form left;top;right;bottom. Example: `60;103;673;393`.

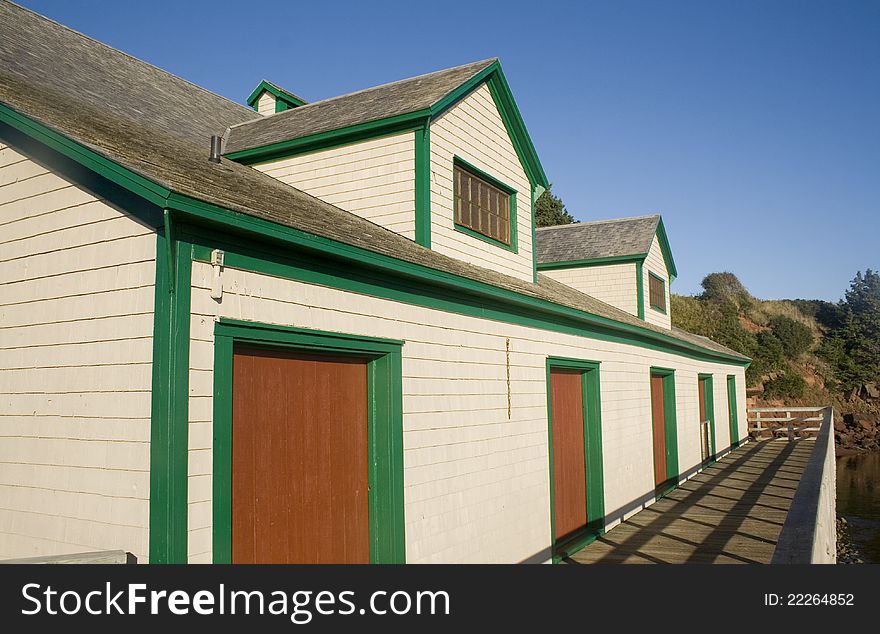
672;271;880;417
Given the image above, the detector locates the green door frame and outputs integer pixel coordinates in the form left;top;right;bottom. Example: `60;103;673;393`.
650;367;679;498
727;375;740;450
546;357;605;562
699;373;716;461
211;318;406;563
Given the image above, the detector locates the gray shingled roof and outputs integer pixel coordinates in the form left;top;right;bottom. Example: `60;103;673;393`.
0;1;747;363
225;59;496;154
536;215;660;264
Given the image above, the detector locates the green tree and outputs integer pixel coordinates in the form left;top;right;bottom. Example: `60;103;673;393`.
838;269;880;387
700;272;752;309
769;315;813;358
535;184;576;227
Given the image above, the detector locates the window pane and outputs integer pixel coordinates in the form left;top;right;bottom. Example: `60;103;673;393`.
453;164;511;246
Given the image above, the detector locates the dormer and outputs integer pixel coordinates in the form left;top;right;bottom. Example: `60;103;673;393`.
535;215;677;328
247;80;307;115
225;60;549;284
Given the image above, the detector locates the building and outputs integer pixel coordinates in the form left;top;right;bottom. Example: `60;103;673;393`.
0;1;749;563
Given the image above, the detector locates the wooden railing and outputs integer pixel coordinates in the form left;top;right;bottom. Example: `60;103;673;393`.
747;406;825;441
753;406;837;564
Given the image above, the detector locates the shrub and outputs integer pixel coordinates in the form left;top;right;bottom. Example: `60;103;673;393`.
763;372;806;399
769;315;814;358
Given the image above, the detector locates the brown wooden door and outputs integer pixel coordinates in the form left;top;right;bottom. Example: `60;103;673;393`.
650;374;667;487
698;378;709;460
550;368;587;541
698;379;706;422
232;347;370;563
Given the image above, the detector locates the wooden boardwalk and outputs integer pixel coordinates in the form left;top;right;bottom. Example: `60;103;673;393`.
568;440;815;564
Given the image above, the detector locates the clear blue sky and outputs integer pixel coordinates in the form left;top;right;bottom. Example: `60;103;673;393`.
19;0;880;301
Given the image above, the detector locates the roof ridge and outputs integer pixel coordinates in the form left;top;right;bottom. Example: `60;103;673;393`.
227;58;497;132
536;214;660;231
4;0;256;119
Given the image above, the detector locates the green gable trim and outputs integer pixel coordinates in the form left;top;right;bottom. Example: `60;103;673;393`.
452;155;518;254
431;60;548;190
229;61;548;190
246;80;306;110
211;319;405;564
414;124;431;248
224;109;431;164
655;216;678;282
537;254;646;271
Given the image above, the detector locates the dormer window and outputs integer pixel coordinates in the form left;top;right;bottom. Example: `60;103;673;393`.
649;272;667;313
453;159;516;250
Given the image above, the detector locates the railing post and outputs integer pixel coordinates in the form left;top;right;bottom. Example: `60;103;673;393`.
756;411;762;439
786;410;793;442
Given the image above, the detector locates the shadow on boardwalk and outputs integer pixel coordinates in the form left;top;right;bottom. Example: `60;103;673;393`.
567;440;814;564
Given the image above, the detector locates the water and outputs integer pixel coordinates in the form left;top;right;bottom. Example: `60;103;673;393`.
837;452;880;563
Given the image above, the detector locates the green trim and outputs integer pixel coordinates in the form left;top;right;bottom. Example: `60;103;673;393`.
178;214;748;367
537;254;645;272
452;156;518;253
211;319;405;564
546;357;605;562
230;61;548;189
636;261;645;320
699;373;716;459
0;102;748;366
0;103;170;207
148;226;192;563
699;373;716;460
648;270;668;314
650;367;679;497
246;80;306;110
225;110;431;164
655;217;678;282
414;124;431;248
727;375;740;449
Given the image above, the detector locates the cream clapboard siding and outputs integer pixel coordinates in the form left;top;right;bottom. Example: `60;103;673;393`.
256;92;275;116
0;142;155;562
429;83;534;283
541;263;638;316
643;235;671;329
254;133;417;239
186;261;747;563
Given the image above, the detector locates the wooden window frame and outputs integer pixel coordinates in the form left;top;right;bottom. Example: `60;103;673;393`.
648;271;667;314
211;318;405;564
452;156;518;253
545;356;605;562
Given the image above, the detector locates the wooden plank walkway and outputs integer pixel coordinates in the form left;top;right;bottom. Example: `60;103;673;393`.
568;439;815;564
